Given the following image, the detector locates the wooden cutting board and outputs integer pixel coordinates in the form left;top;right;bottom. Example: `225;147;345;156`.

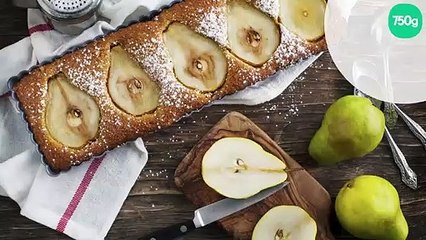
174;112;334;240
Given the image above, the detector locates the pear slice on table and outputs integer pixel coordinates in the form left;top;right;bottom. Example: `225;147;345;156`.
163;22;227;92
202;137;287;199
108;46;160;116
279;0;326;41
227;0;280;66
46;74;100;148
252;205;317;240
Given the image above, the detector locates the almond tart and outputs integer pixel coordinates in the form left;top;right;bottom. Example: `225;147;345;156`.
11;0;327;172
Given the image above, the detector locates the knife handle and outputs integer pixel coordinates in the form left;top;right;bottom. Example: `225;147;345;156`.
139;220;196;240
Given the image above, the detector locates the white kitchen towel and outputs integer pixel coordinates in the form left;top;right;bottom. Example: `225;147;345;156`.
0;0;320;239
215;54;320;105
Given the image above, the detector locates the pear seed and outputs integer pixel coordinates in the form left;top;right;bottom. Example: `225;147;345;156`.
236;158;245;166
196;61;203;70
193;59;207;72
246;29;262;48
303;10;309;17
67;108;83;127
275;229;284;240
72;109;82;118
127;78;144;94
234;158;248;172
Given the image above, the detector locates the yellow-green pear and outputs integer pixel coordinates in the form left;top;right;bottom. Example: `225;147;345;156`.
335;175;408;240
308;95;385;165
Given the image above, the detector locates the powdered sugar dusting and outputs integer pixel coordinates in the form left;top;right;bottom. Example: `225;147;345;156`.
254;0;279;18
229;57;262;85
196;7;228;46
271;25;311;68
61;47;106;97
127;37;197;109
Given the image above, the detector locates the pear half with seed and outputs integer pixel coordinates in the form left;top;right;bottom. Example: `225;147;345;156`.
252;205;317;240
279;0;326;41
108;46;160;115
202;137;287;199
46;74;100;148
163;22;227;92
227;0;280;66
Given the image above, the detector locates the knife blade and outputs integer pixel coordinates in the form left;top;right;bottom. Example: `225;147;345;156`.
140;181;289;240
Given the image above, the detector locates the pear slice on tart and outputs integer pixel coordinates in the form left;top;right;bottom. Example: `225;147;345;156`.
227;0;280;66
252;205;317;240
202;137;287;199
279;0;326;41
46;74;100;148
108;46;160;116
163;22;227;92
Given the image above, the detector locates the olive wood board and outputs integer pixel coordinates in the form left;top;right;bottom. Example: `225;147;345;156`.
174;111;334;240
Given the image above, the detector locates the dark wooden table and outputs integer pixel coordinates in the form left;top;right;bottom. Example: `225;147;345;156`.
1;2;425;240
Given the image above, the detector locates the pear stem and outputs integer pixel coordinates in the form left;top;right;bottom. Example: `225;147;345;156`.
231;158;287;173
228;167;286;173
248;167;286;173
275;229;290;240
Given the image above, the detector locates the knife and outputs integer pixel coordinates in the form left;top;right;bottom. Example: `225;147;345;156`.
139;181;289;240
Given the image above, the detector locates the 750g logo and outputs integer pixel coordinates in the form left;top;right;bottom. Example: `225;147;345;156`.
388;3;423;38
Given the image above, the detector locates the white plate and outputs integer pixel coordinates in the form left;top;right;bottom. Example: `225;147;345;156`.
325;0;426;103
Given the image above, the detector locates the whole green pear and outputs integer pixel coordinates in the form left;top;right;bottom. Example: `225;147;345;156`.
308;95;385;165
335;175;408;240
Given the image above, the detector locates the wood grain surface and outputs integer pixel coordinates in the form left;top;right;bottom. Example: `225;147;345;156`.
174;111;334;240
0;3;426;240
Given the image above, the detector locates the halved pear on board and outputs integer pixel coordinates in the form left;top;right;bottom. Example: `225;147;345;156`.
163;22;227;92
279;0;326;41
252;205;317;240
108;46;160;115
227;0;280;65
202;137;287;199
46;74;100;148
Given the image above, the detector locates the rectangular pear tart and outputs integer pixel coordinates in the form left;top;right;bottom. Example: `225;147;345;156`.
10;0;327;173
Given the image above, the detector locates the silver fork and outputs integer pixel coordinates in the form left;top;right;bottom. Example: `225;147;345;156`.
354;89;418;190
392;104;426;150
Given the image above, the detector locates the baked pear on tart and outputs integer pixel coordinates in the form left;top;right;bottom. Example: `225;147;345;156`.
279;0;326;41
46;73;100;148
108;46;160;116
227;0;280;66
163;22;228;92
